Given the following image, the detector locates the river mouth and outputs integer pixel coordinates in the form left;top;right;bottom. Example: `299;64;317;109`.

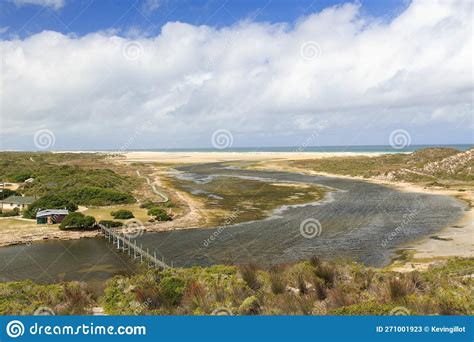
0;165;466;284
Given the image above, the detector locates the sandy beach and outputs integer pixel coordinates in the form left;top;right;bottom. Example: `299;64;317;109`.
122;151;388;164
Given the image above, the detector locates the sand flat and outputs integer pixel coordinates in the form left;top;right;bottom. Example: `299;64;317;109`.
122;151;387;164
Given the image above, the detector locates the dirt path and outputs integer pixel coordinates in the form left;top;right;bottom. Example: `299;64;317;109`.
139;169;208;232
136;170;169;203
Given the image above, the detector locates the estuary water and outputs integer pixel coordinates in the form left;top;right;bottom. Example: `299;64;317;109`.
0;164;466;284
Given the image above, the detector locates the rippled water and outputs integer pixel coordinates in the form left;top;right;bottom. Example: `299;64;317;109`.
0;164;465;283
135;164;465;267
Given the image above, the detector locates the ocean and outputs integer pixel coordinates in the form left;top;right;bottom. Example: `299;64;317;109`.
128;144;472;153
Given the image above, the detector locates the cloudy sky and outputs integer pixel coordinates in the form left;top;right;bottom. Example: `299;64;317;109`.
0;0;472;150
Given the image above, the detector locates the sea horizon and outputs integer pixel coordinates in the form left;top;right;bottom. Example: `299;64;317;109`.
2;143;472;153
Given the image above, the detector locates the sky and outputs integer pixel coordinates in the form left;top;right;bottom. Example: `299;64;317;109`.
0;0;472;150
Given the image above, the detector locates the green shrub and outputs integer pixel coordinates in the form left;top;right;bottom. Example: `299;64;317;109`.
0;207;20;217
314;263;336;288
0;189;21;200
239;296;261;315
388;277;412;301
269;267;286;294
23;194;78;219
436;289;470;315
8;172;32;183
239;264;260;290
59;213;96;230
159;276;186;306
67;187;135;206
147;207;172;221
329;302;398;315
0;280;92;315
98;220;123;228
139;201;157;209
111;209;134;219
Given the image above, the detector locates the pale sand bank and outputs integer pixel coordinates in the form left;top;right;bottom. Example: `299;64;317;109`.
122;151;387;164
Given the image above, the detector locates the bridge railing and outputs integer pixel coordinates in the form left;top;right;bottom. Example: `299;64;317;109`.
98;224;169;269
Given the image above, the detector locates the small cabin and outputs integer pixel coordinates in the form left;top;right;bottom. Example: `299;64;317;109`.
0;196;35;211
36;209;69;224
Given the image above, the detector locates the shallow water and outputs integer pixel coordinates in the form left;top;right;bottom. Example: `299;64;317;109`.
135;164;465;267
0;238;136;289
0;164;465;283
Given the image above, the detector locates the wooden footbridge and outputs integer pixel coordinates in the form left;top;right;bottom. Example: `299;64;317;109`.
99;224;170;269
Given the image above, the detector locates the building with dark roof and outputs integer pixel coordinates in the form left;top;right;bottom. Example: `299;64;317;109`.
36;209;69;224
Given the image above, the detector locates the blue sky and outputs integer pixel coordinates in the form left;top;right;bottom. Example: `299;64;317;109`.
1;0;409;38
0;0;472;150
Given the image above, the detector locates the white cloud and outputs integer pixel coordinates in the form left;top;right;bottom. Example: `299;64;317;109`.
0;0;472;150
141;0;162;15
10;0;64;10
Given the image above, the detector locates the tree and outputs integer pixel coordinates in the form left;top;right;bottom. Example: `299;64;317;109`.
98;220;123;228
0;189;20;200
110;209;134;219
148;207;172;221
59;213;96;230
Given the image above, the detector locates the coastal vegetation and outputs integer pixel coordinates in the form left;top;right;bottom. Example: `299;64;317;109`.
101;257;473;315
0;208;20;217
0;280;94;315
111;209;135;219
0;257;471;316
98;220;124;228
59;212;96;230
287;148;473;185
0;189;20;200
0;152;140;214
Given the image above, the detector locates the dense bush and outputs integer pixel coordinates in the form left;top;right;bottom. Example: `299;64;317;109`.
0;153;140;209
147;207;172;221
159;276;186;306
110;209;134;219
139;201;157;209
0;189;21;200
0;280;93;315
59;213;96;230
99;257;474;316
98;220;124;228
0;207;20;217
8;172;32;183
23;194;78;219
66;187;135;206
